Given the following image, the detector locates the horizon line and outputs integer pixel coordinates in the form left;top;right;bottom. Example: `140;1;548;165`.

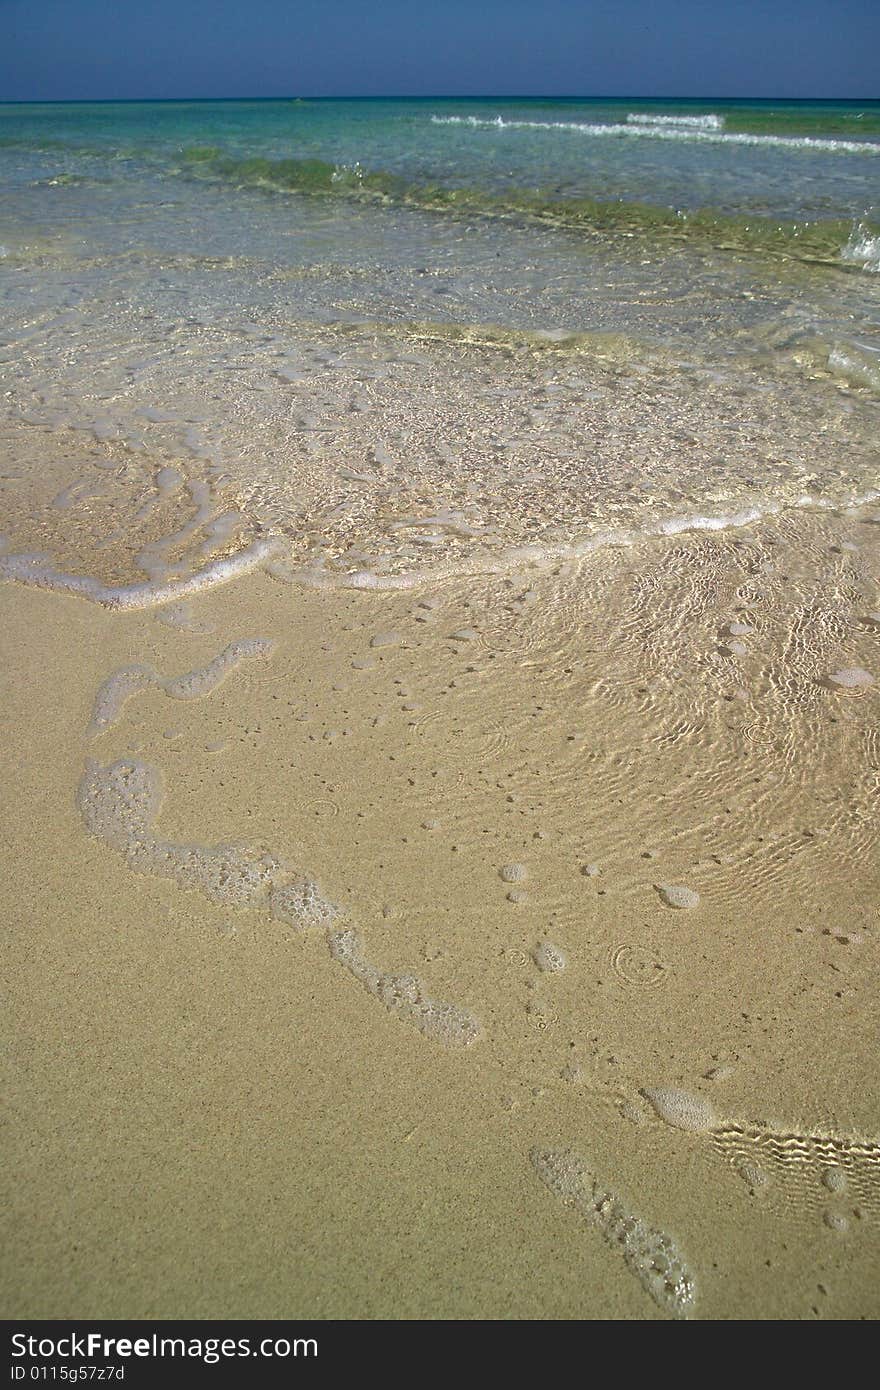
1;93;879;105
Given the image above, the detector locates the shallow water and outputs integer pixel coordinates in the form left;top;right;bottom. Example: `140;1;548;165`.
1;97;879;597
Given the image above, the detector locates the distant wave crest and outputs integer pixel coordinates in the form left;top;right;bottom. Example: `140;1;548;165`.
430;114;880;155
626;112;724;131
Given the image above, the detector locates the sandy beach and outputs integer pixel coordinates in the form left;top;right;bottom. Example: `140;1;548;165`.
3;496;879;1319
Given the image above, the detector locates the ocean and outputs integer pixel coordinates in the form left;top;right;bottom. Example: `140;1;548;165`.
0;95;878;594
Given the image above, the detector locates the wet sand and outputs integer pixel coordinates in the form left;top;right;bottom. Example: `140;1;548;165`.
3;504;879;1319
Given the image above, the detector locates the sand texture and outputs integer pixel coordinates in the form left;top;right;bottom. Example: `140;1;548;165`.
3;502;879;1319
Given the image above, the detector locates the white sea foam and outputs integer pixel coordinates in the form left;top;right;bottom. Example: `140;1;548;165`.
653;505;772;536
79;756;480;1043
531;1148;696;1317
78;758;164;852
79;756;293;910
329;928;482;1046
136;478;217;581
4;486;877;611
271;490;879;595
278;558;419;591
626;112;724;131
0;537;283;609
430;114;880;155
269;878;339;930
88;639;276;737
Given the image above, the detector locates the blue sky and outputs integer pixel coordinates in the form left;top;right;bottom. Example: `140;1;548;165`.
1;0;878;101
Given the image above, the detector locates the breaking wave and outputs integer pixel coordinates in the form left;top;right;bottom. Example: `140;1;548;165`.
840;222;880;272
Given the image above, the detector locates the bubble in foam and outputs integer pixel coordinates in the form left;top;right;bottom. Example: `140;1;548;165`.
826;667;874;689
533;941;566;973
270;878;339;930
656;884;700;910
77;758;163;850
138;841;280;908
531;1148;695;1318
500;863;528;883
641;1086;717;1132
328;928;481;1046
822;1166;847;1194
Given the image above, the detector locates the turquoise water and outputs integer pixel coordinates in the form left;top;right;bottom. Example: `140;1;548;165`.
0;97;878;596
2;97;879;213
